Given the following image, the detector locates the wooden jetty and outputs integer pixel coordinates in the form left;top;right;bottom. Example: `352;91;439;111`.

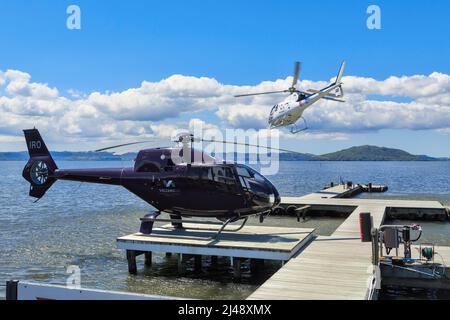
302;182;387;200
248;192;448;300
117;224;314;275
281;197;447;220
116;182;449;300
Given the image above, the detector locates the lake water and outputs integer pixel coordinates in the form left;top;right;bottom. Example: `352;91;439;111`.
0;160;449;299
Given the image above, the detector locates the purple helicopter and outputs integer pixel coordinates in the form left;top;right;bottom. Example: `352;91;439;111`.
22;129;300;238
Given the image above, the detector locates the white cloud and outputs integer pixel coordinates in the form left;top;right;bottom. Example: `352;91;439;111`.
5;70;59;99
149;123;181;139
343;72;450;98
436;128;450;134
216;104;270;130
0;134;22;143
87;75;226;121
1;68;450;151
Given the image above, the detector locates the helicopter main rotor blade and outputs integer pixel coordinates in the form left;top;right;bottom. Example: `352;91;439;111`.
291;61;301;88
234;90;288;98
193;137;305;155
95;140;155;152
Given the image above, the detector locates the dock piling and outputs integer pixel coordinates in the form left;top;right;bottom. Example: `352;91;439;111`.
178;254;184;273
6;280;19;301
144;252;152;266
126;250;137;274
211;256;218;267
233;258;242;278
250;259;264;273
194;255;202;271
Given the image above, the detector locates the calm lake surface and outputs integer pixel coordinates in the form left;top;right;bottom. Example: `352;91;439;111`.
1;161;449;299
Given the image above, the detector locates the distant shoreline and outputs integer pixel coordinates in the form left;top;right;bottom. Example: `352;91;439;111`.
1;145;449;162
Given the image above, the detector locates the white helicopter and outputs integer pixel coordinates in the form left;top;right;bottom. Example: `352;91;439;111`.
235;61;346;133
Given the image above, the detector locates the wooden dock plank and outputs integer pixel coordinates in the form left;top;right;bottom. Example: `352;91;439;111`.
117;225;315;261
333;205;386;238
282;197;445;210
296;184;362;200
249;195;448;300
116;181;448;300
248;236;374;300
248;203;388;300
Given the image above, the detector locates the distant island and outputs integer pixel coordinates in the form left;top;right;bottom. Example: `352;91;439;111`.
1;145;449;161
310;145;449;161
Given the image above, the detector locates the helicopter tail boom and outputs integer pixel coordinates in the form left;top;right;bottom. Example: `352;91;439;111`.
22;129;58;199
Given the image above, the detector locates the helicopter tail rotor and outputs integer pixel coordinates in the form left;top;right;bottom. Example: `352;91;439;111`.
22;129;58;199
289;61;301;93
233;61;302;98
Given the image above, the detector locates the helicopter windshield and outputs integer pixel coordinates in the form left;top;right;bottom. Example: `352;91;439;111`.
269;105;278;117
236;165;272;194
297;93;306;102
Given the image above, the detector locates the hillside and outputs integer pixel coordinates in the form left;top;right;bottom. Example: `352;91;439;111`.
313;145;433;161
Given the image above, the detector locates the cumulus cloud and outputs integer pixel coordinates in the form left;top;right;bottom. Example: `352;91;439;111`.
87;75;227;121
1;68;450;151
214;75;450;133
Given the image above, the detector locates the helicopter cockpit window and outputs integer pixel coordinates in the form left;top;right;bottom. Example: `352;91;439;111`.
188;166;237;192
235;166;251;178
236;166;252;190
212;167;235;185
236;165;268;193
270;105;278;116
253;171;266;183
199;167;213;181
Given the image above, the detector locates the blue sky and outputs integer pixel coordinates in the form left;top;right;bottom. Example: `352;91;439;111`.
0;0;450;156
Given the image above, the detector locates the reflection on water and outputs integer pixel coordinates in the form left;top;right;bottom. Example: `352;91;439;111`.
0;160;449;299
380;286;450;300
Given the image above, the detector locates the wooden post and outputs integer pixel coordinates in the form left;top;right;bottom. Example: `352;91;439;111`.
194;255;202;271
6;280;19;300
250;259;264;273
250;259;257;273
126;250;137;274
233;258;241;278
178;253;184;273
211;256;218;267
371;228;379;266
144;252;152;267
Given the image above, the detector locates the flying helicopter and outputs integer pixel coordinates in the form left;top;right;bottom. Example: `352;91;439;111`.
22;129;303;239
235;61;346;133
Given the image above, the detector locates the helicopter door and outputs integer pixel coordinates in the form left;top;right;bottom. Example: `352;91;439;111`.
184;166;241;212
212;167;237;192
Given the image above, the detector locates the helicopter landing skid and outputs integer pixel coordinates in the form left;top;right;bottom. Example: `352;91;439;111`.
289;117;308;134
139;212;249;240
